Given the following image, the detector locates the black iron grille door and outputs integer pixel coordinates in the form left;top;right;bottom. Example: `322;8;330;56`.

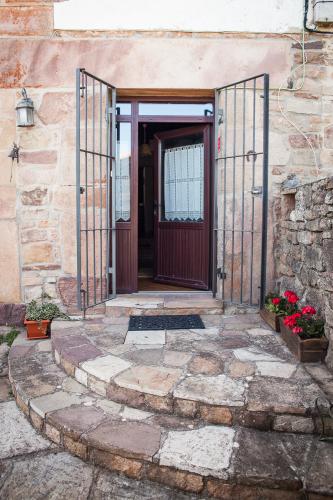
214;74;269;308
76;68;117;311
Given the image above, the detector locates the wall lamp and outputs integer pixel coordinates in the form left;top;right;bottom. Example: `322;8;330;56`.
16;88;34;127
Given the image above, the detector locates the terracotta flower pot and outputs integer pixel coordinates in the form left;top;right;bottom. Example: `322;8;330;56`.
279;318;328;363
260;308;281;332
24;319;50;340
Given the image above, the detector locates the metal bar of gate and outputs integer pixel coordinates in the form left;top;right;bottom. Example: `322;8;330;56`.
76;68;82;309
214;73;269;307
260;74;269;309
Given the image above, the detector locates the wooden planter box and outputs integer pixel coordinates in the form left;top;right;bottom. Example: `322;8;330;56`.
260;308;281;332
279;318;328;363
24;319;50;340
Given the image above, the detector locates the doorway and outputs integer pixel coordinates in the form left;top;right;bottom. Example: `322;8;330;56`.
137;122;211;292
76;73;269;313
115;98;214;294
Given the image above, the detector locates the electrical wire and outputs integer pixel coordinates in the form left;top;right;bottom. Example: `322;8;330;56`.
277;27;320;174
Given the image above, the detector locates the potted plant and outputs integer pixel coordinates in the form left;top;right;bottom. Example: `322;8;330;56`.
24;294;69;340
279;305;328;362
260;290;299;332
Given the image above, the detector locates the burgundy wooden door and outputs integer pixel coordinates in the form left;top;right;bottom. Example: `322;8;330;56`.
153;125;210;290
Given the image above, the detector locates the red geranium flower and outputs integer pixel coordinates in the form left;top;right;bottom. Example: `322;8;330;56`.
272;297;281;305
284;290;299;304
292;326;303;334
284;312;301;328
301;306;316;315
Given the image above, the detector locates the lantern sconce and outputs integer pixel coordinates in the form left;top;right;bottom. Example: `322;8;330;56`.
16;88;34;127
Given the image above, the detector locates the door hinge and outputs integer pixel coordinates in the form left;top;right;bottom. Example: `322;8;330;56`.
217;268;227;279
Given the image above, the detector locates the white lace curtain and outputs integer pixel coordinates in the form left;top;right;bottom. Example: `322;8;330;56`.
163;143;204;221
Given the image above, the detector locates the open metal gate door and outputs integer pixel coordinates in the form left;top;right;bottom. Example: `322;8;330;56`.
76;68;117;312
214;74;269;308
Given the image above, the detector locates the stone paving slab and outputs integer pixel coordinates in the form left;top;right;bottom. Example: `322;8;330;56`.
50;315;331;433
159;426;235;479
81;355;132;382
115;365;182;396
125;330;166;345
7;335;333;498
0;401;51;459
0;452;94;500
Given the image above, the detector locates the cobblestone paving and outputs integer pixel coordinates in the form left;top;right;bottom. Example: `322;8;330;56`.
0;329;200;499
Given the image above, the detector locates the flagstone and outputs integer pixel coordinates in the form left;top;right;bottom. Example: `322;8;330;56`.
81;355;132;382
47;405;106;439
160;426;235;478
62;376;89;394
233;348;282;362
247;378;326;414
121;406;153;421
231;428;313;489
62;344;103;366
0;401;51;459
30;391;83;418
86;420;161;460
115;365;182;396
256;361;296;378
0;452;94;500
163;350;192;367
188;353;224;375
125;330;166;345
174;374;245;406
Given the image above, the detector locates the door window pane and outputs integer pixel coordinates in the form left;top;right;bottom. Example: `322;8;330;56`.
139;102;213;116
116;122;131;222
116;102;131;115
161;132;204;222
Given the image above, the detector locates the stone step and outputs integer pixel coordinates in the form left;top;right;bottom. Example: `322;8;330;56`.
8;334;333;499
105;293;224;317
50;315;333;436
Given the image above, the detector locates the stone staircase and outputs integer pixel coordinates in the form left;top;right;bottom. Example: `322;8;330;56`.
8;313;333;498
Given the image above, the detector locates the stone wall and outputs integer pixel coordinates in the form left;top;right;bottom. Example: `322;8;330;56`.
276;177;333;369
1;0;333;310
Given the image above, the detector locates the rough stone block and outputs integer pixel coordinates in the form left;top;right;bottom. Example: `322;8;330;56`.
199;405;233;425
81;355;132;383
146;463;204;493
115;365;181;397
160;426;235;479
91;449;143;478
174;374;245;407
63;435;87;460
86;421;161;461
273;415;315;434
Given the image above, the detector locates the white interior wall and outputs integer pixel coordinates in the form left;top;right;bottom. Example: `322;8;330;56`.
54;0;304;33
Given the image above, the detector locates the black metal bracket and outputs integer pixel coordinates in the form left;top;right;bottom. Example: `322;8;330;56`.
217;268;227;279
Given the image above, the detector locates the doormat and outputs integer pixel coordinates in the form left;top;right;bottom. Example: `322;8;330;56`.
128;314;205;331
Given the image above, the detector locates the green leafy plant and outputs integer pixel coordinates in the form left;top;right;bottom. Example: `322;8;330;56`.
25;293;69;323
0;327;20;346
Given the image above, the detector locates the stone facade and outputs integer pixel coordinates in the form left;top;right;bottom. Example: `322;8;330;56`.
276;177;333;369
0;1;333;310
